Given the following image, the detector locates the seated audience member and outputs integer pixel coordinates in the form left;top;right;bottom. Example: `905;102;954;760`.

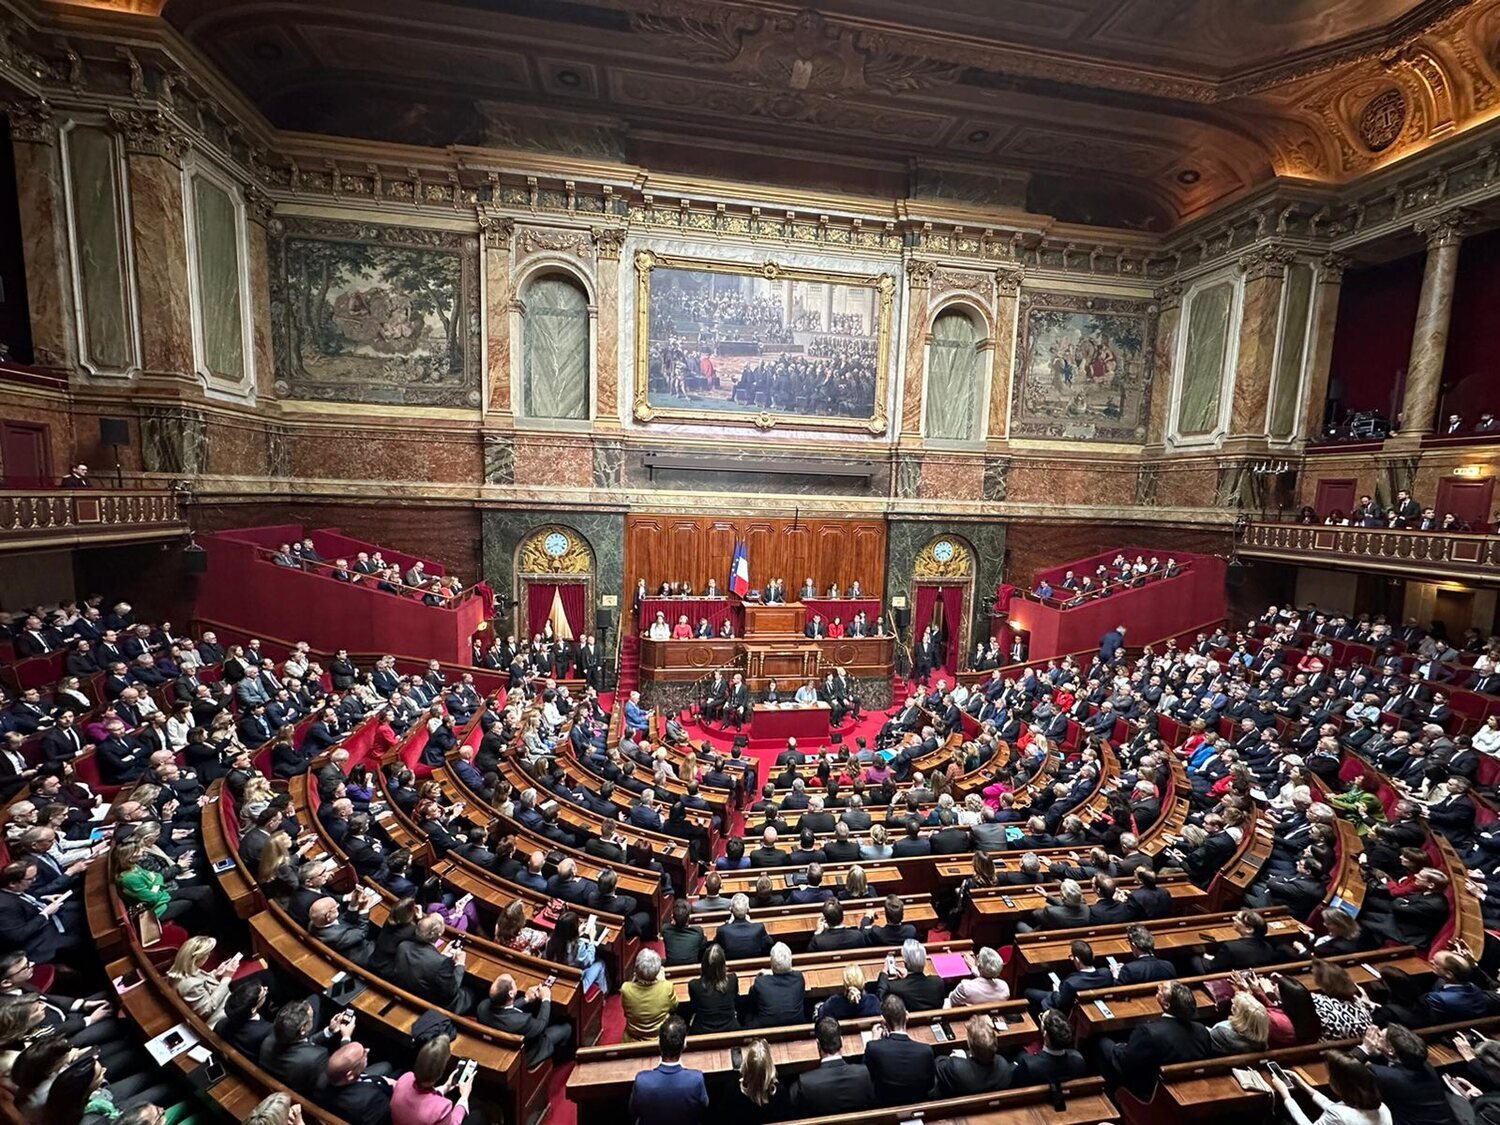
935;1013;1012;1095
687;945;740;1035
1099;981;1213;1097
1352;1022;1452;1125
661;899;708;967
816;964;880;1022
1013;1009;1089;1086
391;1034;476;1125
945;946;1010;1006
864;994;935;1105
621;948;677;1043
1268;1051;1390;1125
747;942;807;1028
259;1001;359;1090
478;973;573;1065
791;1015;877;1115
876;939;947;1012
391;913;474;1015
628;1016;708;1125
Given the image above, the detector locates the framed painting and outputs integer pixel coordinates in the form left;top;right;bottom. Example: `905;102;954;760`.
269;217;481;408
1010;290;1157;443
633;250;895;433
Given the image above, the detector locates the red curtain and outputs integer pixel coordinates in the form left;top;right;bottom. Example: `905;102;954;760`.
525;582;587;638
939;584;966;671
913;584;939;645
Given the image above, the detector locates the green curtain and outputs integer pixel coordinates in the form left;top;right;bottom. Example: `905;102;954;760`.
523;276;590;420
1268;264;1313;439
1176;281;1234;436
925;311;981;441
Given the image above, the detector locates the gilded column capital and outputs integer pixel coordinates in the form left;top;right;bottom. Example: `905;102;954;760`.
1415;208;1474;250
244;186;275;227
1319;252;1353;283
3;97;55;144
1237;244;1298;282
591;225;627;261
1153;279;1184;311
477;213;515;249
906;258;935;290
994;266;1023;297
106;107;190;161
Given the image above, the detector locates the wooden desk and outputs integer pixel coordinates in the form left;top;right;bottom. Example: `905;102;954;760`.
745;603;805;635
752;701;831;741
1010;909;1298;978
636;635;894;687
664;941;973;1002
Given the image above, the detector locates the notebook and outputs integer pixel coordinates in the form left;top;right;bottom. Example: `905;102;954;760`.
929;953;973;979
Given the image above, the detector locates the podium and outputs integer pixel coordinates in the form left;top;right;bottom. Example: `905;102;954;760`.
744;603;806;636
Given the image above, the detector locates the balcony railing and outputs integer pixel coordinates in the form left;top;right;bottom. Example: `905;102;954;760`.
1238;521;1500;582
0;488;186;551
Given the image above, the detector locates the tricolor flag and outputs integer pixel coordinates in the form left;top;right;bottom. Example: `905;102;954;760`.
729;541;751;597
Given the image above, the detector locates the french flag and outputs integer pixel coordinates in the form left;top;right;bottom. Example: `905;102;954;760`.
729;541;751;597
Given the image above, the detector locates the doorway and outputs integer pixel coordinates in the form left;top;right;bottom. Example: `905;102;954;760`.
0;422;51;488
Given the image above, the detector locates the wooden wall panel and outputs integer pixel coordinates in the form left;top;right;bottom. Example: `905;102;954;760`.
625;515;887;597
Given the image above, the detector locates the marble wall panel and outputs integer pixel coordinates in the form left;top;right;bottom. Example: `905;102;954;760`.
1268;265;1313;439
284;426;480;485
64;126;132;371
886;518;1006;647
1177;281;1234;436
514;435;592;489
126;153;194;377
482;508;626;622
918;456;983;501
190;175;246;382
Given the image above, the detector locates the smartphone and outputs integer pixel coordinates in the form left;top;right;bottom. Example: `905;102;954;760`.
543;974;557;988
730;1046;744;1069
1093;999;1114;1019
1266;1061;1289;1083
163;1031;185;1050
930;1021;949;1042
1001;895;1015;908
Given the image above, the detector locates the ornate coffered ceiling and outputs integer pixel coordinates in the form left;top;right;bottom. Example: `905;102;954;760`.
30;0;1500;231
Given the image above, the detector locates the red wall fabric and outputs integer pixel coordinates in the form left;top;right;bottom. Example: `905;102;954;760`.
1442;226;1500;422
913;584;939;648
939;584;966;670
525;581;587;638
1326;253;1424;420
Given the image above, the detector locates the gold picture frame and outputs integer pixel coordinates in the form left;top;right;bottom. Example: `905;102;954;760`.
633;249;895;433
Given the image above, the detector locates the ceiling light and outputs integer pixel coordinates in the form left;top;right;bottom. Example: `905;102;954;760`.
967;129;990;143
1176;169;1201;185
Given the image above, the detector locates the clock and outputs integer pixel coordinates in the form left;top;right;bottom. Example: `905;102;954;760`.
543;532;570;558
933;540;955;563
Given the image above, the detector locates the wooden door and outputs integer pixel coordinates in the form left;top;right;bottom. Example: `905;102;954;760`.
0;422;51;488
1434;478;1494;528
1313;477;1356;519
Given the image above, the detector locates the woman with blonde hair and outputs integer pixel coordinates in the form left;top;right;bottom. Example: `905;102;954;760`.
815;963;879;1020
839;865;868;901
1210;991;1270;1054
860;822;893;860
256;831;293;884
167;935;242;1025
243;1092;304;1125
728;1037;787;1122
238;777;274;827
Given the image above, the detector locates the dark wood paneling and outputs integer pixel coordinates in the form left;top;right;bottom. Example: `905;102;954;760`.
625;515;887;596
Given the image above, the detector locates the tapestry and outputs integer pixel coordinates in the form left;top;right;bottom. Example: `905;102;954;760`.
634;250;894;432
1011;290;1157;443
269;217;481;407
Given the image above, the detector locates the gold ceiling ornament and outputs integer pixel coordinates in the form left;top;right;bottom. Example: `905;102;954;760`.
913;536;974;580
1358;88;1408;152
517;525;593;575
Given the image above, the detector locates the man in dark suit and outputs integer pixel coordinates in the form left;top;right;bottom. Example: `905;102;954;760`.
1116;927;1178;985
629;1016;708;1125
1100;981;1212;1098
861;896;917;948
1363;869;1451;949
746;943;806;1027
391;915;474;1015
714;895;771;960
864;995;936;1106
478;974;572;1065
0;860;85;963
935;1014;1012;1095
891;818;932;858
808;900;868;952
320;1042;394;1125
1193;908;1285;974
1350;1023;1453;1125
259;1002;357;1092
748;827;789;867
791;1016;877;1115
876;940;947;1013
308;895;376;967
1099;626;1126;663
1023;939;1114;1014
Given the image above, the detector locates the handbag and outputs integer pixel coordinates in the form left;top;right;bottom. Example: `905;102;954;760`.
136;907;163;946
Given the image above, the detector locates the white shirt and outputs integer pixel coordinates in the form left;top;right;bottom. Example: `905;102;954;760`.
1475;725;1500;755
648;622;671;640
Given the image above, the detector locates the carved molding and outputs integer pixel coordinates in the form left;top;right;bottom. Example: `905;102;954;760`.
2;98;55;144
1319;252;1354;283
515;226;591;258
913;535;974;580
477;214;516;250
1414;207;1474;248
905;259;935;290
106;107;190;161
517;524;594;575
1237;244;1299;282
590;225;627;260
995;267;1023;298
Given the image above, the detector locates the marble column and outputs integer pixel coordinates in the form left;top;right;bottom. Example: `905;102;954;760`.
986;267;1022;444
244;188;277;401
1228;246;1295;439
1400;209;1472;437
5;100;73;370
111;109;193;381
591;226;626;429
899;259;933;441
480;214;515;424
1145;281;1183;448
1298;254;1348;443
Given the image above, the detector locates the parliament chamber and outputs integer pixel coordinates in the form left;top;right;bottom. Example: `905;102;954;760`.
4;2;1500;1125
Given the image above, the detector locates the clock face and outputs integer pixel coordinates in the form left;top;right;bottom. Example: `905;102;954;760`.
543;532;569;558
933;540;955;563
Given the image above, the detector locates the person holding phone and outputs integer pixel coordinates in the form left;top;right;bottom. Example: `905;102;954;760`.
476;974;572;1066
1268;1051;1390;1125
391;1034;475;1125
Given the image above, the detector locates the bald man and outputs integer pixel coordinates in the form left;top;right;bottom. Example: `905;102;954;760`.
320;1040;394;1123
309;895;375;967
477;973;573;1065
